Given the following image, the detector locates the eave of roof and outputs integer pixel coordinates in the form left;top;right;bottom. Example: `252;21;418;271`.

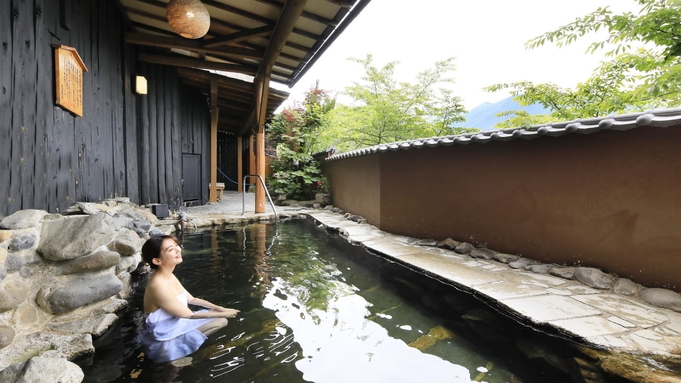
326;107;681;161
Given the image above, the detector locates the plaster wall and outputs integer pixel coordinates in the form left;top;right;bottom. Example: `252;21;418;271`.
323;155;381;227
326;126;681;290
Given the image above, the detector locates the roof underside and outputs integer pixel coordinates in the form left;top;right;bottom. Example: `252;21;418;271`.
116;0;370;134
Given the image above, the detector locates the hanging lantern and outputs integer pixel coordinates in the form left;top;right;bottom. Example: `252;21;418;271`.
166;0;210;39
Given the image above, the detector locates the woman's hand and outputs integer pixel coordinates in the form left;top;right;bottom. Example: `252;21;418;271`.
211;307;240;318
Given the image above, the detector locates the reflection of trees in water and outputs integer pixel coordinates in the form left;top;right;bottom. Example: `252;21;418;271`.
258;224;354;314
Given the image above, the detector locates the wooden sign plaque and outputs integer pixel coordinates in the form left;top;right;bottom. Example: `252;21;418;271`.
53;45;88;116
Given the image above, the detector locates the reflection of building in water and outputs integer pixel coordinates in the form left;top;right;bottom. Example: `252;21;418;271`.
245;224;272;301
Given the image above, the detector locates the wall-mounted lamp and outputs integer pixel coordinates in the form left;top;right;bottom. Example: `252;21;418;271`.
166;0;210;39
135;75;148;95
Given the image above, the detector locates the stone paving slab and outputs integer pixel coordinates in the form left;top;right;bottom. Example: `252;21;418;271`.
300;209;681;356
400;252;504;287
549;315;629;337
185;199;681;357
500;295;603;322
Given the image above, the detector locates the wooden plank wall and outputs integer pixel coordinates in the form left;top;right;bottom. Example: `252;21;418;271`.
0;0;212;218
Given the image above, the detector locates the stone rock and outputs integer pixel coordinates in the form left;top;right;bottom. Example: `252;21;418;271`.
298;200;317;208
117;272;132;298
8;232;37;251
119;207;157;226
5;252;25;273
90;297;128;315
0;209;48;230
13;301;40;330
0;332;92;370
55;250;121;275
148;228;165;237
132;220;151;236
108;228;143;256
509;258;532;269
613;278;639;296
19;266;31;279
279;200;300;206
436;238;460;250
0;247;7;263
347;215;363;222
110;213;134;232
116;253;140;275
0;278;29;313
415;239;438;247
323;205;334;211
549;267;575;280
524;264;552;274
493;253;519;264
49;313;119;337
640;288;681;312
0;356;84;383
574;267;615;290
470;248;496;260
64;202;115;217
38;214;116;261
0;230;12;243
517;338;571;373
0;265;5;282
36;273;123;314
570;357;606;383
454;242;473;254
0;325;15;349
313;203;322;209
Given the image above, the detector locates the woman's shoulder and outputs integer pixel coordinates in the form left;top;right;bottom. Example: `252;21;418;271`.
147;273;184;295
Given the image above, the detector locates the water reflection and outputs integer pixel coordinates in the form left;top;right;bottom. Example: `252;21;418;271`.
77;221;576;383
262;277;475;382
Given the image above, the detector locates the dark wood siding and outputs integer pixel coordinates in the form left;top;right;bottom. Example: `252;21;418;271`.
0;0;211;218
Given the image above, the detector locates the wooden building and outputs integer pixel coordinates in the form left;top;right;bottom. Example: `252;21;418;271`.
0;0;370;218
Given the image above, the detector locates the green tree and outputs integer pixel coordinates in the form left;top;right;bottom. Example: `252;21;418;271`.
321;55;476;151
486;0;681;128
267;83;335;199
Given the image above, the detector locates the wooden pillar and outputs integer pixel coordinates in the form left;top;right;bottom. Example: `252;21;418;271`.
237;135;243;193
248;135;255;187
209;81;219;202
254;75;270;213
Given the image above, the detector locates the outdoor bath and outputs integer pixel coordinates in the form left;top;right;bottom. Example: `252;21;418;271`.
76;219;617;383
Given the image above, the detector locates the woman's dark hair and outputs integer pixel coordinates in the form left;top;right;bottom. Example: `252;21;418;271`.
141;235;179;270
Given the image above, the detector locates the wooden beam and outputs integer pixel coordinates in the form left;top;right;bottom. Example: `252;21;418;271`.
202;25;275;48
176;67;290;100
255;0;338;26
126;32;264;59
258;0;309;79
138;53;257;74
324;0;355;8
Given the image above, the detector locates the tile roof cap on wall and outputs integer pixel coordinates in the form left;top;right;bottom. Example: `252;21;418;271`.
325;107;681;161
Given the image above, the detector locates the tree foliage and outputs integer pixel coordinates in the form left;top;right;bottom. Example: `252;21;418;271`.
318;55;477;151
266;83;335;199
486;0;681;128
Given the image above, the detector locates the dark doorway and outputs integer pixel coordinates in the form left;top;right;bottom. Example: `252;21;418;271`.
182;154;201;204
217;132;238;191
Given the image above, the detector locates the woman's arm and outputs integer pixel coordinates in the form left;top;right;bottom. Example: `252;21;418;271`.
186;291;240;317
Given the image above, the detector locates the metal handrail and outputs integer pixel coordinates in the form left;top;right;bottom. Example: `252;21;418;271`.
241;174;278;221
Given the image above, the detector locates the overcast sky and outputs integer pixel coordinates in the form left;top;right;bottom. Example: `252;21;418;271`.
282;0;637;110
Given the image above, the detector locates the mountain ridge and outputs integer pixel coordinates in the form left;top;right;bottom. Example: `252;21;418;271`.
460;97;550;131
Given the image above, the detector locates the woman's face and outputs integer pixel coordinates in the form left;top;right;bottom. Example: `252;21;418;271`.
154;238;182;267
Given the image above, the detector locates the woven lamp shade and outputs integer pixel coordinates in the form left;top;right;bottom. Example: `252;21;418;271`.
166;0;210;39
